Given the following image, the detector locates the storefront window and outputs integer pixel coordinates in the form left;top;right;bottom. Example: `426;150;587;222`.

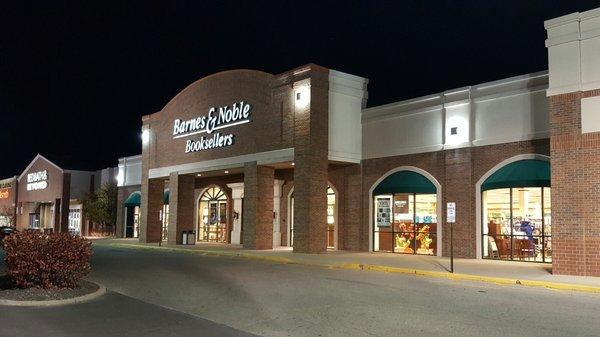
161;204;169;241
68;208;81;236
198;187;228;243
133;206;140;238
374;193;437;255
483;187;551;262
327;187;336;249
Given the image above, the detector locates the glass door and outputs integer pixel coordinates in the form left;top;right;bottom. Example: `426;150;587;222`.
198;187;228;243
29;213;40;229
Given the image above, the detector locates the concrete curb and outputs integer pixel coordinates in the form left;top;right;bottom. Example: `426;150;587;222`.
0;282;107;307
106;243;600;294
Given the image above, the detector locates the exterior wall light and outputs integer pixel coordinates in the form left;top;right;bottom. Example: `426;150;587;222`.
116;170;125;186
141;129;150;144
294;86;310;109
224;170;229;174
445;116;469;146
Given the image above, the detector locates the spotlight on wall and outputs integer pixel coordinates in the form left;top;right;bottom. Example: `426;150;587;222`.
224;170;229;174
115;171;124;186
197;173;202;177
291;162;295;166
294;85;310;109
141;129;150;144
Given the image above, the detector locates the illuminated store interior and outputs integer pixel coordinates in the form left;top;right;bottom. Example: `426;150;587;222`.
481;159;551;263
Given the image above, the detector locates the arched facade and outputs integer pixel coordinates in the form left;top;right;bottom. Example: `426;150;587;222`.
475;154;551;259
368;166;443;257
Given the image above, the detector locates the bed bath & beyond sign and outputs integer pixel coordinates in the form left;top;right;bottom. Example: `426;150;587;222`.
27;170;48;191
172;101;252;153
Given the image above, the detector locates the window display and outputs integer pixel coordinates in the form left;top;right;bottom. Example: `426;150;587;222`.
327;187;336;249
374;193;437;255
160;204;169;241
198;187;228;243
68;208;81;235
482;187;551;262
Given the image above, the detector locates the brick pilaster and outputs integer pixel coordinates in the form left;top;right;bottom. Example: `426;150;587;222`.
168;172;195;244
550;89;600;276
292;68;329;253
243;162;274;249
140;178;163;243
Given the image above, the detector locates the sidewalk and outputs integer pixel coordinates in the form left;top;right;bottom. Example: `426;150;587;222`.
100;238;600;293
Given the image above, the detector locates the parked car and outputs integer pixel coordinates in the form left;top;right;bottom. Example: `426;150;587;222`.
0;226;17;241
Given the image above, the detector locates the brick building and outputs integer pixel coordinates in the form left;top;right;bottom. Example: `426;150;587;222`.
107;7;597;276
0;154;116;236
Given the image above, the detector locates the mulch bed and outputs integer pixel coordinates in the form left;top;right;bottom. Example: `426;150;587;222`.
0;276;98;302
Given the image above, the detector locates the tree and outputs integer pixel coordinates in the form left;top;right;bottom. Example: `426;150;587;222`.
0;205;15;227
83;182;117;235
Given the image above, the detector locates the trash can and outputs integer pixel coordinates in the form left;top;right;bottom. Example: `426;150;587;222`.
182;231;188;245
186;230;196;245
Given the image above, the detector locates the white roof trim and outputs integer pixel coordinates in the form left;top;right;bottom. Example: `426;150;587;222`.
17;154;64;181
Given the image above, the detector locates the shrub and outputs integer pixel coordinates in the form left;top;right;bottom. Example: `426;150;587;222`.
3;231;92;289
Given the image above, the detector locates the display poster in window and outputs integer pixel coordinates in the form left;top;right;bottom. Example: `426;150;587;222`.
376;198;391;227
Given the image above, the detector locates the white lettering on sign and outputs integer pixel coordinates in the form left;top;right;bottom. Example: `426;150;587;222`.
185;132;235;153
26;170;48;191
172;101;252;153
447;202;456;223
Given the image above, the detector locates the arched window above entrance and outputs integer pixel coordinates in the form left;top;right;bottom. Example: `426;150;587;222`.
201;187;227;201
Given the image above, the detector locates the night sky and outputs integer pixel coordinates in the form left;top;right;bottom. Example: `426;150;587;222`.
1;1;599;177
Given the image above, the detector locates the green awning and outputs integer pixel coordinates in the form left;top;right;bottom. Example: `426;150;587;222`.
373;171;436;195
481;159;550;192
163;190;169;204
123;192;141;207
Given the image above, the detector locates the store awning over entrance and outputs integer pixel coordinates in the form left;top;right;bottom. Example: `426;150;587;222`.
481;159;550;192
373;171;436;195
124;192;141;207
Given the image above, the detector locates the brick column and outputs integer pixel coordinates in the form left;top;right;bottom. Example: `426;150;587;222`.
292;69;329;253
549;91;600;276
545;10;600;276
57;172;71;233
243;162;274;249
140;178;163;243
167;172;195;245
444;148;474;258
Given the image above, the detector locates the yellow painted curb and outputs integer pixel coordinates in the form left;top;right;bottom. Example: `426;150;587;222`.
335;263;600;293
107;243;294;264
104;243;600;294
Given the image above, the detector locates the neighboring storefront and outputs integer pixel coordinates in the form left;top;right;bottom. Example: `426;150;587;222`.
0;177;18;226
12;154;115;235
